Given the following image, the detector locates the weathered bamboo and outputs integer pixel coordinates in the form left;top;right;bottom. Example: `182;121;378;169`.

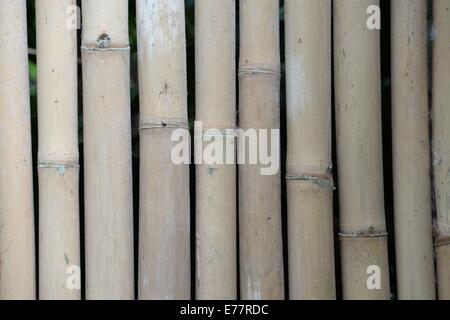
334;0;390;300
238;0;284;300
81;0;134;299
432;0;450;300
0;0;36;300
391;0;436;300
195;0;237;300
36;0;80;300
136;0;190;300
285;0;335;300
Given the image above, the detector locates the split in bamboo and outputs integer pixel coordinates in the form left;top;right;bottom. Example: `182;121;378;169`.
238;0;284;300
391;0;436;300
81;0;134;299
36;0;80;300
432;0;450;301
136;0;190;300
195;0;237;300
285;0;336;300
334;0;390;300
0;0;36;300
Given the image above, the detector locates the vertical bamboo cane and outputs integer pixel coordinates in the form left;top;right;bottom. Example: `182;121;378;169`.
81;0;134;299
36;0;80;300
0;0;36;300
391;0;436;300
334;0;390;300
195;0;237;300
238;0;284;300
136;0;190;300
432;0;450;301
285;0;335;300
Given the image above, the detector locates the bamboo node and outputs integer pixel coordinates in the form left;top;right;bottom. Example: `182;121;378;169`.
433;225;450;247
339;228;388;239
139;119;189;130
286;174;334;189
238;63;281;78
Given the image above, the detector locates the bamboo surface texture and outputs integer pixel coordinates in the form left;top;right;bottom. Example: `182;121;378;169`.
36;0;80;300
137;0;191;300
82;0;134;300
432;0;450;300
285;0;336;300
334;0;390;300
195;0;237;300
0;0;36;300
391;0;436;300
238;0;284;300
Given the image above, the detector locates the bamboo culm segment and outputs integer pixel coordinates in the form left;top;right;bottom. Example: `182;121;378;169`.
195;0;237;300
391;0;436;300
285;0;336;300
334;0;390;300
432;0;450;300
0;0;36;300
82;0;134;300
36;0;80;300
137;0;190;300
239;0;284;300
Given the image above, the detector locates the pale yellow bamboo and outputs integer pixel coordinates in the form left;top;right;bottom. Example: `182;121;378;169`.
0;0;36;300
391;0;436;300
432;0;450;300
239;0;284;300
334;0;390;300
36;0;80;300
195;0;237;300
81;0;134;299
136;0;190;300
285;0;335;300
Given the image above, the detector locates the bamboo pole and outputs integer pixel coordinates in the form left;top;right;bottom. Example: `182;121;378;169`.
432;0;450;300
36;0;80;300
391;0;436;300
238;0;284;300
195;0;237;300
285;0;335;300
334;0;390;300
81;0;134;300
136;0;190;300
0;0;36;300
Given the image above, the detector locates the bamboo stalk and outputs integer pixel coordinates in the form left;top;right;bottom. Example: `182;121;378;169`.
238;0;284;300
0;0;36;300
391;0;436;300
36;0;80;300
334;0;390;300
432;0;450;300
136;0;190;300
81;0;134;299
195;0;237;300
285;0;335;300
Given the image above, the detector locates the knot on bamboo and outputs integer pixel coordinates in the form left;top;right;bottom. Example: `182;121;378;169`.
139;118;189;130
339;228;388;239
434;225;450;247
238;63;281;78
286;174;334;190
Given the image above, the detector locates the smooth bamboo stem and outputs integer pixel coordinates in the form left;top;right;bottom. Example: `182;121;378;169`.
285;0;335;300
195;0;237;300
334;0;390;300
432;0;450;300
81;0;134;300
239;0;284;300
0;0;36;300
36;0;80;300
136;0;190;300
391;0;436;300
